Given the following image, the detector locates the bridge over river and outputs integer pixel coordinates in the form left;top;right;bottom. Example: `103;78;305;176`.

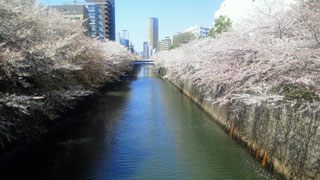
0;64;280;180
133;60;154;64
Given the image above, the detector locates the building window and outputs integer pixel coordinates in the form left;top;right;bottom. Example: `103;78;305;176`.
89;12;95;17
72;9;78;13
88;5;95;10
96;15;102;20
89;18;95;24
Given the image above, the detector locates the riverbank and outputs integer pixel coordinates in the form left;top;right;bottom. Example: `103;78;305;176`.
157;67;319;180
0;0;136;157
0;63;134;159
153;1;320;179
0;70;140;169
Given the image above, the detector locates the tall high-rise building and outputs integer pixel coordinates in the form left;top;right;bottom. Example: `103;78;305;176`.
86;3;104;39
147;17;159;52
86;0;115;41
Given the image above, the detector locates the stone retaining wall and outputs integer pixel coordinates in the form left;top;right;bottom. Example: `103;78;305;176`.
159;68;320;180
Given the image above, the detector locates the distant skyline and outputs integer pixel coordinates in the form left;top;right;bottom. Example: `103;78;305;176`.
39;0;224;52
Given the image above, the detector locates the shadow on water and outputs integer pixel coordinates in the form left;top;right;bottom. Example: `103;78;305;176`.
0;65;144;180
0;64;280;180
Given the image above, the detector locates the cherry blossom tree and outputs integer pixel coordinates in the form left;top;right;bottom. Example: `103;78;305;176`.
153;0;320;111
0;0;136;148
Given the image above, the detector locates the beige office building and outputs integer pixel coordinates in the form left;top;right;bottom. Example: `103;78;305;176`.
157;37;171;52
50;5;87;22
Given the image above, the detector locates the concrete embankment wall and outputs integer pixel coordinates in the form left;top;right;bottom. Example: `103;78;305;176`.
159;68;320;180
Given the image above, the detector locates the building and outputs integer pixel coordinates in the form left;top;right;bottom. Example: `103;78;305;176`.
49;3;105;39
157;37;171;52
86;3;104;38
143;42;149;59
86;0;116;41
138;51;144;58
119;30;129;48
184;26;210;38
120;38;129;48
147;17;159;53
49;1;115;40
120;39;129;48
50;5;87;22
129;43;134;53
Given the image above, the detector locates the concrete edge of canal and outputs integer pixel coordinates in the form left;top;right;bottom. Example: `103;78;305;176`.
157;67;320;180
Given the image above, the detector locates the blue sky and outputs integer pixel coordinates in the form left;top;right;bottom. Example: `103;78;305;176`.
39;0;224;52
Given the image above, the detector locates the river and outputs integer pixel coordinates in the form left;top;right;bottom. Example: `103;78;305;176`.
0;64;279;180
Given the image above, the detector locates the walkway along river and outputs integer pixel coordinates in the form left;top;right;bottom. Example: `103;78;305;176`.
0;64;281;180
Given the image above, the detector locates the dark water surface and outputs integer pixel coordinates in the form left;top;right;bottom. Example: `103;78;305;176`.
0;64;278;180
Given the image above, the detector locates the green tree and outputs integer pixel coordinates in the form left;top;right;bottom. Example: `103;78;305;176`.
208;15;232;37
170;32;197;50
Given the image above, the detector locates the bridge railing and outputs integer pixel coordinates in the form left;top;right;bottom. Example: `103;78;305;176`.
133;60;154;64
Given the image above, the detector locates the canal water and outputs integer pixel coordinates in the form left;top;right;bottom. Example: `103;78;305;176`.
0;64;279;180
